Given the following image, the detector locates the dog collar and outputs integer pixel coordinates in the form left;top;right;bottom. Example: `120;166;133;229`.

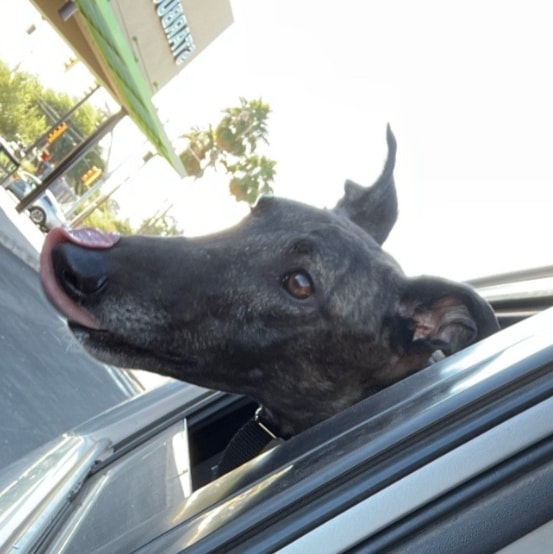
215;406;284;477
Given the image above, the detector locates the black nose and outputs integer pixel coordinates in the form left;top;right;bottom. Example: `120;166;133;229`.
52;243;108;301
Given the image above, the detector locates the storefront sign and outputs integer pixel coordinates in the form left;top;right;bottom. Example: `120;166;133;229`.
153;0;195;64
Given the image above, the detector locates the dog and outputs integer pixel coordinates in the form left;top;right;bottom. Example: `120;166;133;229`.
40;126;498;444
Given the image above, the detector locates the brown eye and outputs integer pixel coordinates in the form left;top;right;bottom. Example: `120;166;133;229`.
282;271;314;299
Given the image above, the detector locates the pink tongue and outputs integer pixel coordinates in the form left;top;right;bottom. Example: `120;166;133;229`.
56;226;120;249
40;226;120;329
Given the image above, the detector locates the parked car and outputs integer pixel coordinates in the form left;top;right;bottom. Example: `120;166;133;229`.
1;267;553;553
6;171;67;231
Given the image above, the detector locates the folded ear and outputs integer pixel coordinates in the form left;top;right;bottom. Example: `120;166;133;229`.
396;276;499;355
375;277;499;385
333;124;397;244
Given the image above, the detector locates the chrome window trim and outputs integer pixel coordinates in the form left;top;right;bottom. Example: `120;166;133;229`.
0;435;109;552
0;381;211;552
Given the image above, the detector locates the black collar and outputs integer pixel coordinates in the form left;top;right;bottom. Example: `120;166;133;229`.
215;407;283;477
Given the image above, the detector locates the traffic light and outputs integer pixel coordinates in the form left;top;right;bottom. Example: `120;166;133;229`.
80;166;103;187
46;122;68;144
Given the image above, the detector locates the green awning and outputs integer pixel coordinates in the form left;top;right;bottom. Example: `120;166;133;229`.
73;0;187;176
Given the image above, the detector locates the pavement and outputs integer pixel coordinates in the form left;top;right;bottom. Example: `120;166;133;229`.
0;187;44;271
0;188;145;469
0;186;170;393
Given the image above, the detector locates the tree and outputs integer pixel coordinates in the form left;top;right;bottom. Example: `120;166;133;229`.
0;60;47;144
137;210;182;236
179;98;276;204
0;59;107;194
80;199;133;235
39;87;107;194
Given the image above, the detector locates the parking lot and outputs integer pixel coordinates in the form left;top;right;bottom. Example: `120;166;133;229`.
0;189;140;468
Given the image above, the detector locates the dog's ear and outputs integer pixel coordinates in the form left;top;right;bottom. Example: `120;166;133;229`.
397;276;499;354
377;277;499;385
334;124;398;244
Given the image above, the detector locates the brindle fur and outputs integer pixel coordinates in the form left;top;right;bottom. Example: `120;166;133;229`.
43;126;499;437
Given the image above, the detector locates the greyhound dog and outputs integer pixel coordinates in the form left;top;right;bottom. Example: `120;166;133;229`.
40;126;498;446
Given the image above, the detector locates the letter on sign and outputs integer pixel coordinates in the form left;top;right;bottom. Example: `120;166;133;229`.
153;0;195;65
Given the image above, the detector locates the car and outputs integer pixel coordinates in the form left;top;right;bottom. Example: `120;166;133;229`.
5;171;68;231
1;266;553;553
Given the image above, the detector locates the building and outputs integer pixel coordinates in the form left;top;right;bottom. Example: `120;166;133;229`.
29;0;233;175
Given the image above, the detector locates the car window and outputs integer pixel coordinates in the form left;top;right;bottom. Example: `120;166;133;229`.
40;195;54;208
10;181;26;196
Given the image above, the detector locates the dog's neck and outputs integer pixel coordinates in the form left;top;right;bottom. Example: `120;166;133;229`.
253;351;440;437
258;383;384;437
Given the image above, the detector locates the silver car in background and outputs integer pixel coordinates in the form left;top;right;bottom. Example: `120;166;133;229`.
5;171;67;231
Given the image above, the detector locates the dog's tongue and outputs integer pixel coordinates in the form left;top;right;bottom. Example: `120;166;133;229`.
40;226;120;329
55;226;120;249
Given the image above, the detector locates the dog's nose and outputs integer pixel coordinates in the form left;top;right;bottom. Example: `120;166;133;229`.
51;243;108;300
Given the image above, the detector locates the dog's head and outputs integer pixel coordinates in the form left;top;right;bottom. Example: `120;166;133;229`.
40;126;498;436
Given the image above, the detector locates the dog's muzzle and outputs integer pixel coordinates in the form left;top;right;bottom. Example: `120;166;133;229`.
40;226;120;329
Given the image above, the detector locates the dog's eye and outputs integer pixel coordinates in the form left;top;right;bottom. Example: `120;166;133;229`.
282;271;314;299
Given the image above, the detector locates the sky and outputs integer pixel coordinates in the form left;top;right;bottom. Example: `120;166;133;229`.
1;1;553;281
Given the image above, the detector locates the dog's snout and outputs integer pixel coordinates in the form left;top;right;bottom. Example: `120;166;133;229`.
52;243;108;300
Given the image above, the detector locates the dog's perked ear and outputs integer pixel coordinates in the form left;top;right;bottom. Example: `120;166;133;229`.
333;124;398;245
378;276;500;384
